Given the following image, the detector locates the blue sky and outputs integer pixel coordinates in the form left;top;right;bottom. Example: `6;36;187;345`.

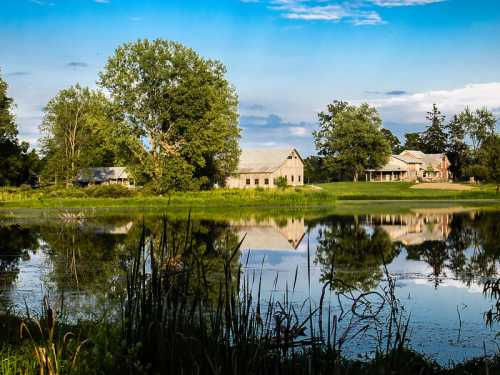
1;0;500;155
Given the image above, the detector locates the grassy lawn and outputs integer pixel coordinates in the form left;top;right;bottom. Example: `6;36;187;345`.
317;181;499;200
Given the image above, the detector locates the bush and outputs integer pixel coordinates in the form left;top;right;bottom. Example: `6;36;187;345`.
85;184;134;198
275;176;288;189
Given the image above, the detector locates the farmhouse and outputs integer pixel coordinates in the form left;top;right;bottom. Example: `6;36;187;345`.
76;167;135;188
226;148;304;188
366;150;451;182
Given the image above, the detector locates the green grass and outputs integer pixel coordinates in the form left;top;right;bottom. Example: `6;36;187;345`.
0;182;499;211
317;181;500;200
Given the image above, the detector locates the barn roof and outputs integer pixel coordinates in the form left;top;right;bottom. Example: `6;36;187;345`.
76;167;129;182
237;148;301;174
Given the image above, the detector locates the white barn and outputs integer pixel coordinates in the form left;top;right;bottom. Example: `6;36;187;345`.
226;148;304;189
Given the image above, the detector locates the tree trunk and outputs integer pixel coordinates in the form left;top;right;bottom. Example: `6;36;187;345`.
353;170;359;182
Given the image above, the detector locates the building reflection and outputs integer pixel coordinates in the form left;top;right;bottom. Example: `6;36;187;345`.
231;217;305;251
365;209;468;246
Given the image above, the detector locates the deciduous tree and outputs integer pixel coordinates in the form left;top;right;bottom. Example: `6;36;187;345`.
40;85;121;185
0;70;40;186
313;101;391;182
99;39;240;192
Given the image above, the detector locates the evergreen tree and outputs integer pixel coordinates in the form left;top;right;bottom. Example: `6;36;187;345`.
446;115;469;180
421;104;447;153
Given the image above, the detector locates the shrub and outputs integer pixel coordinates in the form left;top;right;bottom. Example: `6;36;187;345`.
86;184;133;198
275;176;288;189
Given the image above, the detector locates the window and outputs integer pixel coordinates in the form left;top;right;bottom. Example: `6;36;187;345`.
264;178;269;185
246;179;250;185
287;155;292;159
298;175;301;182
255;179;259;185
285;175;288;181
291;175;294;182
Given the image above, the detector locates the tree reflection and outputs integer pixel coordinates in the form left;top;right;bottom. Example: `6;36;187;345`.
403;212;500;288
0;224;39;290
315;216;400;292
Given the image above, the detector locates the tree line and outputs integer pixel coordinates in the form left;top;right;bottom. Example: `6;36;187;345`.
0;39;240;192
305;101;499;189
1;38;499;191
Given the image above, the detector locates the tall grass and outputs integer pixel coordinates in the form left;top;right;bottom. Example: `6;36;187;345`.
112;216;428;374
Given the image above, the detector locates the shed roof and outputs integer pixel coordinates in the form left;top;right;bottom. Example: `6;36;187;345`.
76;167;129;182
237;148;301;174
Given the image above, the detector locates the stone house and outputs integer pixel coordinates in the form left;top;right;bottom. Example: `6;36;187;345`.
75;167;135;188
365;150;451;182
226;148;304;188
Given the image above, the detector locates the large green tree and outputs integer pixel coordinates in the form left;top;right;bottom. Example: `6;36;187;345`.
313;101;391;182
420;104;447;154
0;70;40;186
99;39;240;192
40;85;122;185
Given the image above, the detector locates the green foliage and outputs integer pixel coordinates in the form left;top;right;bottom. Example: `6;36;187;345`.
314;101;391;182
403;132;423;151
99;38;240;193
477;134;500;192
303;155;331;183
85;184;133;198
275;175;288;188
446;115;470;180
40;85;123;186
421;104;448;154
381;128;403;154
0;69;41;187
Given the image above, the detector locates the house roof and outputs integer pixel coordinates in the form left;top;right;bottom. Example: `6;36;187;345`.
76;167;129;182
366;162;408;172
402;150;426;159
422;154;445;167
393;154;421;164
237;148;301;174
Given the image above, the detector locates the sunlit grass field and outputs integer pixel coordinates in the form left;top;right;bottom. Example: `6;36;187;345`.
317;182;498;200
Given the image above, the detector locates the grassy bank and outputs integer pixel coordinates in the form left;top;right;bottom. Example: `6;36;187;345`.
0;182;499;210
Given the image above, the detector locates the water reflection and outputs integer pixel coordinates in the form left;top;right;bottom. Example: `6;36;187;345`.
1;207;500;362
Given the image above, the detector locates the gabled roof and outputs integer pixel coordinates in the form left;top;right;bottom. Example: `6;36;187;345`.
393;154;421;164
401;150;425;159
422;154;446;166
237;148;301;174
76;167;129;182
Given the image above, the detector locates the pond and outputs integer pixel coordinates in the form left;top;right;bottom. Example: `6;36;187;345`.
1;205;499;364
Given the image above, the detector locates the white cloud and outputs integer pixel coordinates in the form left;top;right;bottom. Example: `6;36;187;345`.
365;82;500;125
370;0;446;7
243;0;447;25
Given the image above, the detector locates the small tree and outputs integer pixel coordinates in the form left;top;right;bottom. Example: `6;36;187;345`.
313;101;391;182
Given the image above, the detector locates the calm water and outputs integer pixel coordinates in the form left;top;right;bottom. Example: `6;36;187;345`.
1;206;500;364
